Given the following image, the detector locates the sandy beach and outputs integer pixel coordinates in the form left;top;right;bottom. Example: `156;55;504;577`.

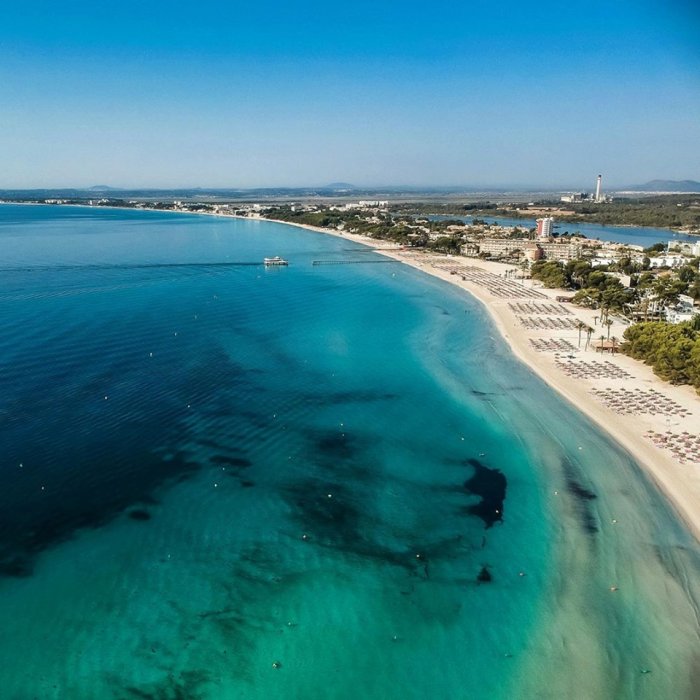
264;218;700;541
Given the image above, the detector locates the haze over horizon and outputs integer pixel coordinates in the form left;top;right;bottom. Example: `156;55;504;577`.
3;179;700;194
1;0;699;189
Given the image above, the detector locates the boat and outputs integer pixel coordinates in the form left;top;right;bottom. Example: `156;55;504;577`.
264;256;288;266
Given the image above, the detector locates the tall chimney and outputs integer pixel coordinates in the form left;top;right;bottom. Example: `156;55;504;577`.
595;174;602;202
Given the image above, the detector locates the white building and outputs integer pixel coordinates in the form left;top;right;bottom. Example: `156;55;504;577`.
665;294;699;324
648;254;691;269
560;192;589;203
461;242;480;257
357;200;389;208
537;240;582;262
535;217;553;239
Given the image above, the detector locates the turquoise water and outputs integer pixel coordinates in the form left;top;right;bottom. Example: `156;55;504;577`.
0;204;699;699
428;214;697;247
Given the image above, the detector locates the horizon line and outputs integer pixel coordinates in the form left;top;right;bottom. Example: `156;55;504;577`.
1;181;698;193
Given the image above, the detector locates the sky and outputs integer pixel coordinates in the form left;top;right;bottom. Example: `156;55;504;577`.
0;0;698;189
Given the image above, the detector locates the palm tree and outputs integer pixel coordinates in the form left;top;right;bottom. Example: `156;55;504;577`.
652;275;684;312
604;319;613;339
575;321;586;348
585;326;594;351
641;297;650;322
598;335;606;354
610;336;618;355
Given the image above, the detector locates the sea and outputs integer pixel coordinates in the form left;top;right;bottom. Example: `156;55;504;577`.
427;214;698;247
0;204;699;700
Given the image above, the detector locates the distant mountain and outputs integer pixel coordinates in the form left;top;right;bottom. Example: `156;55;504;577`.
625;179;700;192
88;185;122;191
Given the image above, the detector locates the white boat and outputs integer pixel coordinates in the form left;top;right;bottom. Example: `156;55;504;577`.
264;256;288;266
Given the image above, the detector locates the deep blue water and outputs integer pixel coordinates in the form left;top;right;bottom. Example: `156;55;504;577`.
0;204;699;699
427;214;697;247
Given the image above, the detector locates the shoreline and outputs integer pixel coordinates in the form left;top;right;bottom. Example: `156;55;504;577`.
265;217;700;541
4;202;699;539
2;199;698;237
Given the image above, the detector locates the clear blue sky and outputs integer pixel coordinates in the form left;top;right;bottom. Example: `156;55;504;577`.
1;0;698;189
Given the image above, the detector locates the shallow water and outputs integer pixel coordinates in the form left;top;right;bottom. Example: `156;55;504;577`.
0;204;698;699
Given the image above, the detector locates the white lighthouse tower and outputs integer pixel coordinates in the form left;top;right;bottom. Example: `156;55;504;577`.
595;174;603;203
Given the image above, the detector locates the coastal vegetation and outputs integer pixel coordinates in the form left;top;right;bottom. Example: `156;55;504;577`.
265;205;466;251
622;322;700;392
530;257;700;392
562;197;700;229
392;195;700;231
530;260;635;312
530;259;700;312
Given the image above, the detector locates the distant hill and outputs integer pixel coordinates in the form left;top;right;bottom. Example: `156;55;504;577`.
625;179;700;192
324;182;357;190
88;185;122;191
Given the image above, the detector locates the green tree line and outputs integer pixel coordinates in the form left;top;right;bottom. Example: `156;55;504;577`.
622;322;700;392
393;195;700;230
